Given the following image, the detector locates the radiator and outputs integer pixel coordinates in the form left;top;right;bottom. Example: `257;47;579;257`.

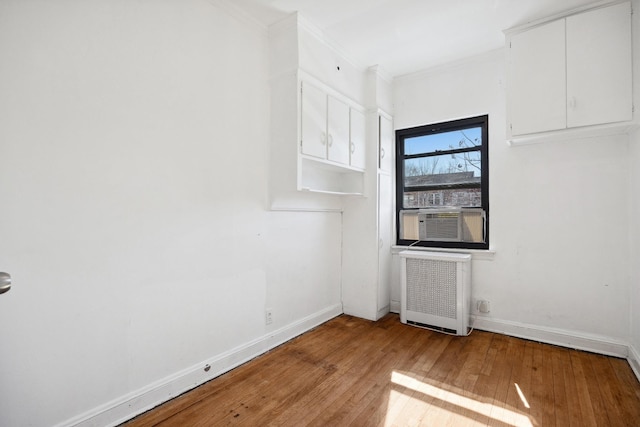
400;250;471;336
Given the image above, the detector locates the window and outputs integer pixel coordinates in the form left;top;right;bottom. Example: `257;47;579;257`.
396;115;489;249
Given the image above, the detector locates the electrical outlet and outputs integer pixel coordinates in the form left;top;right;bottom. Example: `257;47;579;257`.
265;309;273;325
477;300;491;314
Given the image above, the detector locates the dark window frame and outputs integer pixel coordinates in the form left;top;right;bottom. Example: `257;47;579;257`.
395;115;489;250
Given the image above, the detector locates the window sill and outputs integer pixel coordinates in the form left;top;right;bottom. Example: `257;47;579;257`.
391;245;496;261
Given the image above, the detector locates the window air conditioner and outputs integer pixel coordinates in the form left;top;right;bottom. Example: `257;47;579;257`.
408;208;486;243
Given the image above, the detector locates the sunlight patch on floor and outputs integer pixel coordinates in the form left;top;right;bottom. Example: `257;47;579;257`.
384;371;534;426
514;383;531;409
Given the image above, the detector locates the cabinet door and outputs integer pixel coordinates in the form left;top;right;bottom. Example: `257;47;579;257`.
349;108;366;170
508;19;566;136
327;95;350;165
379;115;393;172
301;81;327;159
377;173;392;313
566;2;632;128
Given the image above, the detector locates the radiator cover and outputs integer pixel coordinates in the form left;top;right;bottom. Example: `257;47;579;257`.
400;251;471;335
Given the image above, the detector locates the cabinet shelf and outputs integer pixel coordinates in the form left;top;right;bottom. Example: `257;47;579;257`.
300;154;365;173
507;119;638;146
300;188;364;196
299;156;365;196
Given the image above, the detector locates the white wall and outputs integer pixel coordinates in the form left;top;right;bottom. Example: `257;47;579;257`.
0;1;342;426
393;49;632;347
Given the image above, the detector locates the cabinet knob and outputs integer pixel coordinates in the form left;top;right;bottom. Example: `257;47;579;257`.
328;134;333;147
380;147;386;159
350;142;355;153
0;272;11;295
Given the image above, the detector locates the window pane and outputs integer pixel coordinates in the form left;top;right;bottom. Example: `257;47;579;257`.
404;127;482;155
404;151;482;186
403;189;482;208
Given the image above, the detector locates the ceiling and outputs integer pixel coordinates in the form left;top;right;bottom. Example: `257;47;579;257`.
231;0;598;77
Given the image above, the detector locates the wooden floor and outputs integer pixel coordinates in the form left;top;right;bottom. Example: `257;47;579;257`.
123;314;640;426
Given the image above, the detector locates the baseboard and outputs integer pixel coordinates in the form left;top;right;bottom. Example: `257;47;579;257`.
471;315;629;358
343;305;376;321
390;300;400;314
628;343;640;383
376;305;390;320
60;304;343;427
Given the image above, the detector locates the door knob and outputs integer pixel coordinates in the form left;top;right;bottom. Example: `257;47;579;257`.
0;272;12;295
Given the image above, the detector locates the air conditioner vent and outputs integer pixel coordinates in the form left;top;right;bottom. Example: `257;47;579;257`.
420;213;460;241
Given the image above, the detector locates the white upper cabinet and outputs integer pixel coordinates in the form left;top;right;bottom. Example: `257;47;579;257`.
506;1;633;141
301;81;327;159
349;108;367;170
327;96;351;165
301;80;365;170
566;2;632;128
508;19;566;136
379;114;393;172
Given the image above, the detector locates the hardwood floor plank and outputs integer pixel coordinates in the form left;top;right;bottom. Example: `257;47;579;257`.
452;331;494;421
122;314;640;427
611;356;640;400
569;350;599;427
591;353;628;426
556;346;585;427
579;351;613;427
502;335;528;426
549;345;569;427
530;343;555;426
608;357;640;423
474;334;515;426
482;335;517;426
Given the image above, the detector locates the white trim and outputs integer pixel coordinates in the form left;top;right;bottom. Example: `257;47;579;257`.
390;300;401;314
343;305;376;321
471;315;629;358
395;48;504;81
392;245;496;261
366;64;394;87
59;304;343;427
206;0;268;35
503;0;629;36
376;305;391;321
628;343;640;382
